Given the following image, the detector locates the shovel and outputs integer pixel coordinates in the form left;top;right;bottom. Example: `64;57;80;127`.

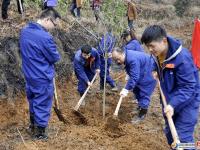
73;73;98;124
18;0;24;17
53;78;68;124
157;79;183;150
106;96;124;129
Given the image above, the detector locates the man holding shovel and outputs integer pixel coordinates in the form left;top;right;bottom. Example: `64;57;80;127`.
141;25;200;149
20;8;61;140
74;45;100;105
112;47;156;123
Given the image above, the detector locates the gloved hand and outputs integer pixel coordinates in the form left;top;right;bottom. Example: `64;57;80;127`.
152;71;158;79
164;105;174;118
87;81;92;86
120;88;129;97
108;52;112;58
125;74;130;81
96;69;100;74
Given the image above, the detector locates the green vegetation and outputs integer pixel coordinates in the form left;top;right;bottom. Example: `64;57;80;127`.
23;0;127;34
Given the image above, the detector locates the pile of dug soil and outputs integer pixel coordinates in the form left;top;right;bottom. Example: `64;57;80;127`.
0;76;170;150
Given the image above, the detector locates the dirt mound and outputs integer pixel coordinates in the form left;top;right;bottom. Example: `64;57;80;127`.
0;77;170;150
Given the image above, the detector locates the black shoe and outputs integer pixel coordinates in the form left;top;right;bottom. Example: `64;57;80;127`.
137;106;141;111
2;14;8;20
34;126;48;140
26;124;35;136
138;108;147;119
70;10;76;17
100;84;103;91
26;114;35;135
131;108;147;124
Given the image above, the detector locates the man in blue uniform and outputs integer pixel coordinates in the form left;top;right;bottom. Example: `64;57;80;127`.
97;27;117;91
74;45;100;100
141;25;200;149
121;29;144;103
20;8;61;140
112;47;156;123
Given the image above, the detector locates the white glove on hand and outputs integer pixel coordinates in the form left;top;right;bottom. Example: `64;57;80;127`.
96;69;100;74
87;81;92;86
125;74;130;81
120;88;129;97
164;105;174;118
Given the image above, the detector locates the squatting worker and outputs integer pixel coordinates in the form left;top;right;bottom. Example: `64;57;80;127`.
74;45;100;105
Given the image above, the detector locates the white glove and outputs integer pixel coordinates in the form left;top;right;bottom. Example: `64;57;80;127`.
87;81;92;86
125;74;130;81
96;69;100;74
108;52;112;58
120;88;129;97
164;105;174;118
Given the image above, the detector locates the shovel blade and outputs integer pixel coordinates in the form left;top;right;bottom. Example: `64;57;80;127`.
73;110;87;124
54;107;68;124
105;116;120;130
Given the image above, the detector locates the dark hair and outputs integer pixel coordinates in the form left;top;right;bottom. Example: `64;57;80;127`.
112;47;124;53
141;25;167;44
81;45;92;54
121;29;137;40
39;8;61;20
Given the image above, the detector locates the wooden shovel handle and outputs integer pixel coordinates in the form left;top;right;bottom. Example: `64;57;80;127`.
74;73;98;111
113;96;123;116
53;78;59;109
157;80;182;149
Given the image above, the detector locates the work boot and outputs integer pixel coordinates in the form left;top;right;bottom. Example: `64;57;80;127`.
111;86;118;92
137;106;141;111
70;10;75;17
26;114;35;136
131;108;148;124
2;13;8;20
34;126;48;140
98;84;104;92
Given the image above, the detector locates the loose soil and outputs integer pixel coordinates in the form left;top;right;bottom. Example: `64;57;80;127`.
0;73;170;150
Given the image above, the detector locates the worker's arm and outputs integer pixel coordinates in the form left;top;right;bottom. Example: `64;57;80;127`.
168;58;197;112
74;59;89;84
125;60;140;90
42;37;61;64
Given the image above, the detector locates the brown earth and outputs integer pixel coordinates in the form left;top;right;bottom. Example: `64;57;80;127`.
0;72;170;150
0;1;200;150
